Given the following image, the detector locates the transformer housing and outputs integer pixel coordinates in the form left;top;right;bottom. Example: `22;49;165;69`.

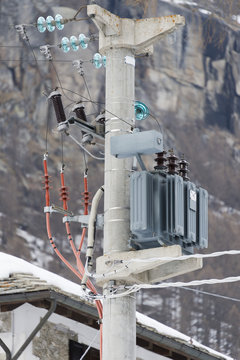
130;171;208;254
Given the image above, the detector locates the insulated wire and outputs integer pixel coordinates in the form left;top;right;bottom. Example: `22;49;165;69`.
86;276;240;301
180;287;240;303
68;133;104;161
82;73;97;113
149;113;162;132
84;249;240;280
50;60;76;102
79;331;99;360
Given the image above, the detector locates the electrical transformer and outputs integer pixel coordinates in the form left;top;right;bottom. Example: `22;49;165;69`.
109;129;208;255
130;171;208;254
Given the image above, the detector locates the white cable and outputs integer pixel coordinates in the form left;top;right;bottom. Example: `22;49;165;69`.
82;186;104;286
79;331;99;360
180;287;240;303
84;249;240;280
126;250;240;263
68;133;104;161
133;276;240;291
84;276;240;301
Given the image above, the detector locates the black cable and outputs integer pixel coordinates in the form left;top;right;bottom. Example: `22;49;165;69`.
12;27;135;128
61;133;64;167
0;59;81;62
50;61;75;102
72;5;88;20
82;73;97;113
149;113;162;132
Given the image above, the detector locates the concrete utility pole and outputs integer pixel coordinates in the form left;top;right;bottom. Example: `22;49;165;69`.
87;5;186;360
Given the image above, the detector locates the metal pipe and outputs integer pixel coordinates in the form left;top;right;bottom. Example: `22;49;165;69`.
0;338;11;360
11;300;56;360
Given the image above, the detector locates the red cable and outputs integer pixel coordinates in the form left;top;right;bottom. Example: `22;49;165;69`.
44;156;103;358
77;174;89;255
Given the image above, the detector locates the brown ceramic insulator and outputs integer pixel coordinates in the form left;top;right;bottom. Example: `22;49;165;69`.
74;105;87;122
179;158;190;181
81;191;91;206
59;186;69;202
167;150;179;175
50;94;66;123
154;151;167;171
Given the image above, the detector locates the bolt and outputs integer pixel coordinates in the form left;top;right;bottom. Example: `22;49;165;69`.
157;138;161;145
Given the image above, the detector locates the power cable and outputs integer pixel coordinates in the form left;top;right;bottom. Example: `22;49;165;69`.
0;59;85;62
84;249;240;280
61;133;64;167
68;133;104;161
82;73;97;113
50;61;76;102
149;113;162;132
180;286;240;303
87;276;240;301
79;332;99;360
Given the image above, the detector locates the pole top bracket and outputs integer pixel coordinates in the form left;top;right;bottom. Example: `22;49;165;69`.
87;5;185;55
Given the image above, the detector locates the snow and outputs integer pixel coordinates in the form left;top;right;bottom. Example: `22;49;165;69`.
0;252;234;360
232;15;240;24
161;0;198;6
199;8;212;15
16;228;53;268
0;252;85;299
136;312;233;360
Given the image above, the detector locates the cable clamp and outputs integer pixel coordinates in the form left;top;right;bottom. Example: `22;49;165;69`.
44;205;74;216
44;206;52;213
125;56;135;67
63;214;104;229
57;120;69;132
39;45;53;60
72;60;84;76
15;24;29;41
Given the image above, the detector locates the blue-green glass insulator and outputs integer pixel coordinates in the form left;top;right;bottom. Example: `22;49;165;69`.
93;53;102;69
46;15;55;32
55;14;64;30
135;101;149;121
70;35;79;51
102;56;106;67
61;37;70;53
79;33;88;49
37;16;46;33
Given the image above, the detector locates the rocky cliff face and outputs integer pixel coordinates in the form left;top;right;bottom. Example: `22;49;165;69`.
0;0;240;357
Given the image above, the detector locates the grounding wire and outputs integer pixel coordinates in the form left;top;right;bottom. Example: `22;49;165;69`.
180;287;240;303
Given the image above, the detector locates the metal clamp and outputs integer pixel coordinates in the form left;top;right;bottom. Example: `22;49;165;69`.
72;60;84;76
44;205;74;217
63;214;104;229
40;45;53;60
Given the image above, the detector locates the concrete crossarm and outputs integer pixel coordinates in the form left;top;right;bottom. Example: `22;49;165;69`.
96;245;202;286
87;5;185;55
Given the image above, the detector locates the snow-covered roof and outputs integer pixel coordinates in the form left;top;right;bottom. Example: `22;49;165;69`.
0;252;233;360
